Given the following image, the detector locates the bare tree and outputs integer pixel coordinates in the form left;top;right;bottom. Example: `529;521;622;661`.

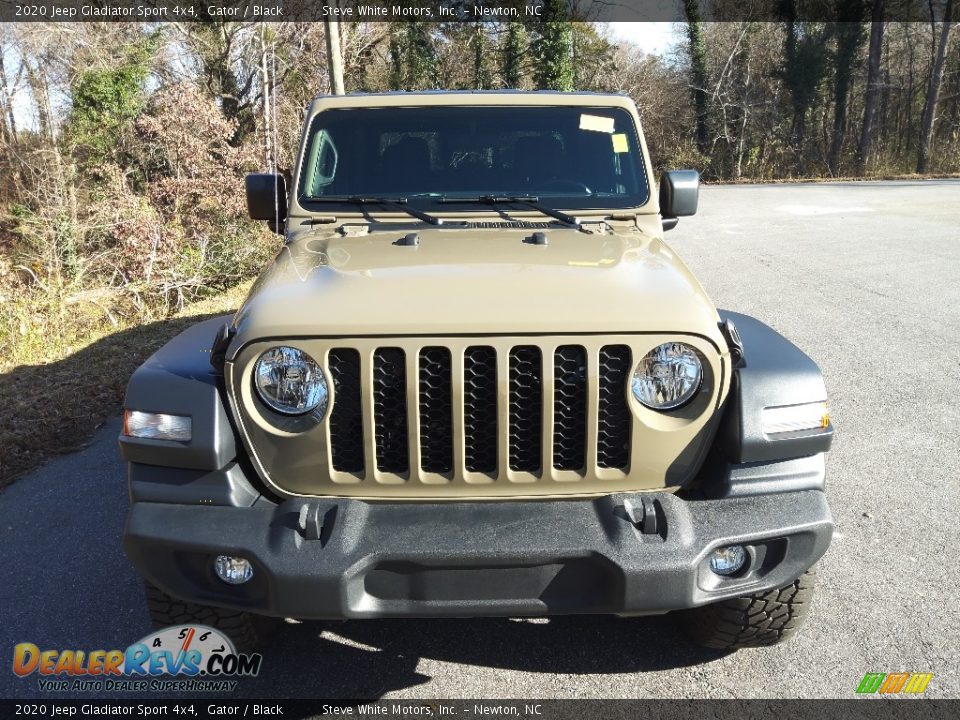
0;30;20;144
857;0;887;173
916;0;956;172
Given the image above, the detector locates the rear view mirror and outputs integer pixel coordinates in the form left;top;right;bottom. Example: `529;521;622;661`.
659;170;700;231
245;173;288;233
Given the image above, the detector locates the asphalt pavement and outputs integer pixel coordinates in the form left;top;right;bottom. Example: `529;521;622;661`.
1;180;958;700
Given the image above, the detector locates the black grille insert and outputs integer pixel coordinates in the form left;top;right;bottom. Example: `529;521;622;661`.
463;346;497;473
328;348;364;474
597;345;632;469
509;346;542;473
373;348;409;474
553;346;587;470
418;347;453;474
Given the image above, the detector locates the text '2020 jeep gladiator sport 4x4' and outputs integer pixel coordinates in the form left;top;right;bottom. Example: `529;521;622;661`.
120;91;833;651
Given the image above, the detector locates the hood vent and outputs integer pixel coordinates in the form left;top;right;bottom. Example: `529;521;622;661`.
460;221;555;229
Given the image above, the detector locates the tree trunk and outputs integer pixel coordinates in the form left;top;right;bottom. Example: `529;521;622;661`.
325;2;345;96
684;0;710;155
23;59;53;143
388;30;403;90
856;0;886;174
0;49;16;141
829;21;865;175
260;35;272;171
916;0;955;173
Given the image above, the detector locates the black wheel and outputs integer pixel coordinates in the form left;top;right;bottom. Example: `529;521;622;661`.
143;582;279;653
673;569;817;650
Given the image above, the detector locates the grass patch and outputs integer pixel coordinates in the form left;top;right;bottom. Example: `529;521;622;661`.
0;282;252;491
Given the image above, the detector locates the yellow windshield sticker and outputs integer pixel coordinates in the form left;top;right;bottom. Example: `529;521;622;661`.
579;114;615;133
612;133;629;153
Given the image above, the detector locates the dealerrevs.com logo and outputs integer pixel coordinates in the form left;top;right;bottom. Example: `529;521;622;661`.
12;625;263;693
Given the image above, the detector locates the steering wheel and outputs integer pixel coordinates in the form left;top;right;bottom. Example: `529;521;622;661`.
539;178;592;194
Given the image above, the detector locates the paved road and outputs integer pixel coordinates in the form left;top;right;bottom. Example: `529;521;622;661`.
2;181;959;700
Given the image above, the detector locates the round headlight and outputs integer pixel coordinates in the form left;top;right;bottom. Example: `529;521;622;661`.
631;342;702;410
254;346;328;416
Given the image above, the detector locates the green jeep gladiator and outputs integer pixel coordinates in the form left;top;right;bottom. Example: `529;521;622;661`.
120;91;833;651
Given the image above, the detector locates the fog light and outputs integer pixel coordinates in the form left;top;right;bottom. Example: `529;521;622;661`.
709;545;747;576
214;555;253;585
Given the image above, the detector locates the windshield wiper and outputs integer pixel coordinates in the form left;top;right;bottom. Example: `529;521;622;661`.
310;195;443;226
438;195;581;229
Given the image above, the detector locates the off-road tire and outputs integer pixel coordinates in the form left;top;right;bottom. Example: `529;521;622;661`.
674;569;817;650
144;582;279;652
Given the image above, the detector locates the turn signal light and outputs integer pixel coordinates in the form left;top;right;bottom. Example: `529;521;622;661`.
123;410;192;442
761;402;829;435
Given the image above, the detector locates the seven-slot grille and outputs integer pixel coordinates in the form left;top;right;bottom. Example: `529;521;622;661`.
328;344;633;479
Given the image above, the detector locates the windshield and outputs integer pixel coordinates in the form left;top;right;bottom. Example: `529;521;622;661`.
297;105;650;211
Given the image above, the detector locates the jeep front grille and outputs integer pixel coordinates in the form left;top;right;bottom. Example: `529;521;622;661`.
233;334;725;497
327;342;633;480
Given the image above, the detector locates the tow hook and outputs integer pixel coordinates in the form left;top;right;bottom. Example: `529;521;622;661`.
298;503;325;541
622;497;660;535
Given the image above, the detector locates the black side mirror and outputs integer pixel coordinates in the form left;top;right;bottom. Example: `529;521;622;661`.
245;173;287;233
659;170;700;231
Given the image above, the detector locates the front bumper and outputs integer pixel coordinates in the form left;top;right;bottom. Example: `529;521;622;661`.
124;483;832;619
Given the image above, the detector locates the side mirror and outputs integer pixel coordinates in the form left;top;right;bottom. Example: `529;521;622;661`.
245;173;287;233
659;170;699;231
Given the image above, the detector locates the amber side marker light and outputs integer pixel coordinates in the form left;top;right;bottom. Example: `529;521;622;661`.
761;401;830;435
123;410;192;442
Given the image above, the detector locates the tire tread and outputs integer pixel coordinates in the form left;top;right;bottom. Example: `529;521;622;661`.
675;569;817;650
144;583;277;652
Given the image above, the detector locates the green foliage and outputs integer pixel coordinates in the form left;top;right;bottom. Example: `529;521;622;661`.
533;0;574;91
473;23;492;90
501;22;527;88
684;0;711;154
780;24;829;120
390;22;440;90
69;40;154;167
778;5;830;168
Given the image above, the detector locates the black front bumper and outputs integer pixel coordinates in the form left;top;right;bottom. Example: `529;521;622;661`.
124;479;833;619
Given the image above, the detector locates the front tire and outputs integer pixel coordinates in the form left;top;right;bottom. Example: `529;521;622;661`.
674;569;817;650
144;582;279;652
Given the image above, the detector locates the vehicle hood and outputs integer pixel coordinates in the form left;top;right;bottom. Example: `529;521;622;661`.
228;223;725;357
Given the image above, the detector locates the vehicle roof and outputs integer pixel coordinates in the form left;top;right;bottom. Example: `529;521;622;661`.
307;90;637;113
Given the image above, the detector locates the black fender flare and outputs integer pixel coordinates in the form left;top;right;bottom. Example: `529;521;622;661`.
119;316;236;471
716;311;833;464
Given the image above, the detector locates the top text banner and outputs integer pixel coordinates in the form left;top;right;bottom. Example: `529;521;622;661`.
0;0;946;23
